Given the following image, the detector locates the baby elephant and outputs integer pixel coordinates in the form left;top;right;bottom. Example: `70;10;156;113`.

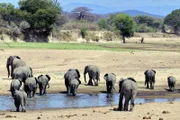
104;73;116;93
64;69;81;96
37;74;51;95
13;90;27;112
10;79;22;97
167;76;176;91
118;77;137;111
24;77;38;98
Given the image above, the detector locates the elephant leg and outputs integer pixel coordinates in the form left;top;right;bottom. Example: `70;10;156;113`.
88;78;93;86
150;82;154;89
124;97;130;111
32;90;36;97
67;86;71;95
14;102;20;112
118;94;123;111
44;86;47;94
130;97;135;111
106;82;109;93
146;81;149;89
39;85;42;95
21;98;26;112
94;79;98;86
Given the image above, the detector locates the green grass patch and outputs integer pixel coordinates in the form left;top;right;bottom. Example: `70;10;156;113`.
0;42;131;51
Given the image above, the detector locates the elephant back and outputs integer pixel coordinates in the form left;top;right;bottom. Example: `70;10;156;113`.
64;69;80;80
104;73;116;82
119;78;137;93
13;59;26;68
38;75;49;85
24;77;37;90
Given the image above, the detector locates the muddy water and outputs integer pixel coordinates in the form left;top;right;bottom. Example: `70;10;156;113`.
0;93;180;111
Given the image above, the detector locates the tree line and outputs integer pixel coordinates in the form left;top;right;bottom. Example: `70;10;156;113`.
0;0;180;43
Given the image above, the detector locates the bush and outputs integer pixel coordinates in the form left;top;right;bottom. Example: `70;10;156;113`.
80;28;87;38
103;31;113;41
20;21;30;30
134;24;156;32
62;21;99;31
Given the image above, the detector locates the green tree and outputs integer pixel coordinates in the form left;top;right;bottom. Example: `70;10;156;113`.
18;0;61;42
164;9;180;35
0;3;16;26
134;15;162;32
98;19;108;30
114;13;134;43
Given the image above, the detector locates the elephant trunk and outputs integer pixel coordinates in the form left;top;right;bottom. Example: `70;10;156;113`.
6;62;10;78
84;73;87;83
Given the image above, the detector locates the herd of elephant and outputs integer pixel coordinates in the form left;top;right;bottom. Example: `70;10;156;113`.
6;55;176;112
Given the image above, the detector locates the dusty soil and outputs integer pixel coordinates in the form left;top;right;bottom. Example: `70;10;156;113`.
1;39;180;119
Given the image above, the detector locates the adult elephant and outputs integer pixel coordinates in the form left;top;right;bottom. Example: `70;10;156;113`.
64;69;81;96
10;79;22;97
117;77;137;111
37;74;51;95
12;66;33;83
84;65;100;86
144;69;156;89
104;73;116;93
167;76;176;91
24;77;38;98
13;90;27;112
6;56;26;78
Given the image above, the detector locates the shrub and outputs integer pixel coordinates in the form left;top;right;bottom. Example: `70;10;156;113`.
80;28;87;38
62;21;99;31
134;24;156;32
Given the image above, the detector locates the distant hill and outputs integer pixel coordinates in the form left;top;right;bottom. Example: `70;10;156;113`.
62;3;165;18
120;10;164;18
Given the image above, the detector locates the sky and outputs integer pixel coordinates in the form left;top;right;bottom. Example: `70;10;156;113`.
59;0;180;7
1;0;180;16
1;0;180;7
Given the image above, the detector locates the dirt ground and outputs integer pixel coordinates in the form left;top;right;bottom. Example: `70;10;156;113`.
1;39;180;119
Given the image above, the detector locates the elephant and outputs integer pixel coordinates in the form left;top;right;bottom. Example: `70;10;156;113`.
13;90;27;112
37;74;51;95
84;65;100;86
117;77;137;111
64;69;81;96
6;56;26;78
167;76;176;91
10;79;22;97
104;73;116;93
12;66;33;83
24;77;38;98
144;69;156;89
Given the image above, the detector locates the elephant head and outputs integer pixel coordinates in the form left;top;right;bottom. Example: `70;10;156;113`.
84;65;100;86
84;65;90;83
6;56;21;78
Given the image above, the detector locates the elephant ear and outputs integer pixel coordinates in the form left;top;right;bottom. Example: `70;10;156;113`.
46;74;51;81
103;73;108;81
75;69;80;78
35;77;38;84
15;56;21;59
152;69;156;74
128;77;136;83
144;70;148;75
38;75;43;79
